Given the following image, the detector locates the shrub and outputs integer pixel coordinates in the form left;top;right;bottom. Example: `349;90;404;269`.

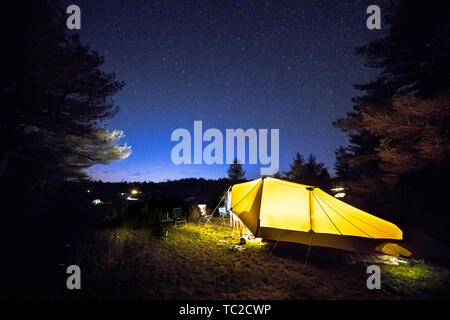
187;204;200;223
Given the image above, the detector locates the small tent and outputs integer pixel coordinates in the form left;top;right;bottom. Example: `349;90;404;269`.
230;177;403;253
92;199;103;205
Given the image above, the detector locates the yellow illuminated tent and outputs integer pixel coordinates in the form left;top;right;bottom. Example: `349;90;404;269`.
230;177;403;253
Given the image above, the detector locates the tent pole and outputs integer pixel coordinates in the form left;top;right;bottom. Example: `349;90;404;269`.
304;187;314;266
211;186;231;216
271;240;279;254
304;232;314;266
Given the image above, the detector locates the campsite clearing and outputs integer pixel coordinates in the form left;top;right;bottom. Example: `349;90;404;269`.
71;220;449;299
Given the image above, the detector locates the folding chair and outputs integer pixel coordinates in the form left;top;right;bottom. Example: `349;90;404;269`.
218;206;229;224
173;207;187;228
147;211;170;237
198;204;213;224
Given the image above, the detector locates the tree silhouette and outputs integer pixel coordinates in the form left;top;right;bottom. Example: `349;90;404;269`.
227;158;245;182
0;1;129;188
284;152;305;183
333;0;450;193
285;152;330;189
334;146;354;183
273;172;282;179
303;154;331;189
360;93;450;186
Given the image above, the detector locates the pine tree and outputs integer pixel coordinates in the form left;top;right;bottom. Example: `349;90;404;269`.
303;154;331;188
333;0;450;193
360;93;450;186
285;153;331;189
227;158;245;182
0;1;130;187
284;152;305;183
334;146;354;182
273;172;282;179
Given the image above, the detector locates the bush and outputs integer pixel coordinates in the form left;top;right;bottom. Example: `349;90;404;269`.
187;204;200;223
102;198;187;237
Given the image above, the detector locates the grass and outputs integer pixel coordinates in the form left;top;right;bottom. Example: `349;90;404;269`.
65;218;450;300
382;263;450;298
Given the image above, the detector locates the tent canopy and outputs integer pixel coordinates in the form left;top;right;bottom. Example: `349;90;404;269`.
230;177;403;253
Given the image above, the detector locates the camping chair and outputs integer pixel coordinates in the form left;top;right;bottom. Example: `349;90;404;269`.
173;207;187;228
198;204;213;224
149;211;170;237
218;206;229;224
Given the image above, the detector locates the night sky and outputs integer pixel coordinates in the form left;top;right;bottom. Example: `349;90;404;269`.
62;0;387;182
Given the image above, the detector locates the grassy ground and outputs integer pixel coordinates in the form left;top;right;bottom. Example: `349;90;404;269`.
64;219;449;300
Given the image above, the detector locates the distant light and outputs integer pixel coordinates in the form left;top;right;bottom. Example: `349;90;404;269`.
334;192;346;198
331;187;345;192
87;189;91;193
131;189;139;195
92;199;102;205
127;196;138;201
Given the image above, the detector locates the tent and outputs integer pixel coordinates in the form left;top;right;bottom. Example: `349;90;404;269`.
230;177;403;253
92;199;103;205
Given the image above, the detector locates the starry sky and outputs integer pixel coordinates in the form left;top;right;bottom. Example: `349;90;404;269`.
62;0;388;182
